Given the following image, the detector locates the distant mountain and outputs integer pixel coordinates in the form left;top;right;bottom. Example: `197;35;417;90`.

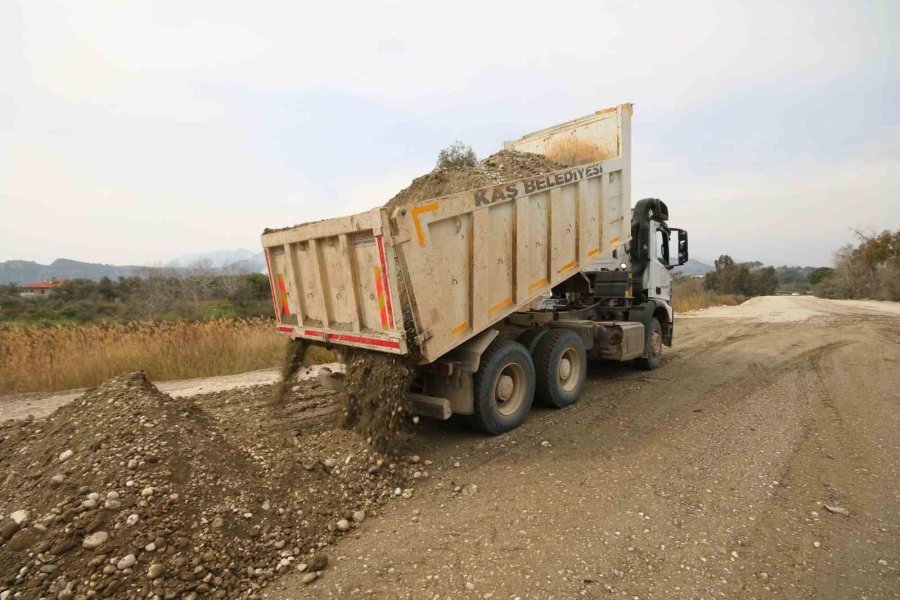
0;259;142;285
674;258;715;276
228;253;267;274
170;249;257;268
0;250;268;285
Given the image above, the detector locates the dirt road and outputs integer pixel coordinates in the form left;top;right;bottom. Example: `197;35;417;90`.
2;297;896;599
262;296;898;600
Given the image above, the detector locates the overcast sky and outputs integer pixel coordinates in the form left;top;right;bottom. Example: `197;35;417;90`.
2;0;897;267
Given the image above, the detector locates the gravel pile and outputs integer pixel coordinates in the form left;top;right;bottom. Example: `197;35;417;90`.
0;373;418;599
384;150;564;209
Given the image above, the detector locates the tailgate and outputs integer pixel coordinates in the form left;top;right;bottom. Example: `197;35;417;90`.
261;209;407;354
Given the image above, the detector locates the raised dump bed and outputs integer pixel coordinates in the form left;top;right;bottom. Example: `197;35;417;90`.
261;104;633;365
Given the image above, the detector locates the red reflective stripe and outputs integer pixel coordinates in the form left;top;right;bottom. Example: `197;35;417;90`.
263;249;280;323
301;329;399;349
331;333;401;349
376;236;395;329
277;326;293;333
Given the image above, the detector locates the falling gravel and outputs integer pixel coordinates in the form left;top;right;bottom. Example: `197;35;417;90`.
339;350;413;454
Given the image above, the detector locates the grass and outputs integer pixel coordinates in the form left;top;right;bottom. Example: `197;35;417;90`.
305;344;337;365
672;278;741;313
0;318;292;394
0;278;730;396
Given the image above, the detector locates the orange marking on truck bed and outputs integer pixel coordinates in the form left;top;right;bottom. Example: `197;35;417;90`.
373;266;388;328
451;322;468;335
529;277;549;291
607;235;621;249
412;202;439;246
277;274;290;316
586;246;601;258
489;297;513;314
558;261;576;273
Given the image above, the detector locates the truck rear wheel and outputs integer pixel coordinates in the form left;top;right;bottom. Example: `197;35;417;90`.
637;318;663;370
534;329;587;408
471;339;535;435
516;328;549;355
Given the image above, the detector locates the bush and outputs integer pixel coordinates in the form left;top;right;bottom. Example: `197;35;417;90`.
0;272;276;324
813;229;900;300
671;276;741;312
704;255;777;296
812;276;850;299
877;262;900;301
436;141;477;169
809;267;834;286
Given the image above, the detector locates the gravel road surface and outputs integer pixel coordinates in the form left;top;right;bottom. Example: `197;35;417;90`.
266;296;900;599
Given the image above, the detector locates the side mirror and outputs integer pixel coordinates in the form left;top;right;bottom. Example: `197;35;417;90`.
668;228;688;266
677;229;689;266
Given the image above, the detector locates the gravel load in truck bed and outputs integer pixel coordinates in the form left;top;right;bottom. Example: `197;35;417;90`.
384;150;564;209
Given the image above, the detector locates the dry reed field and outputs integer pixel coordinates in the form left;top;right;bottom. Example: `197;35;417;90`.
671;278;740;313
0;281;732;395
0;318;290;394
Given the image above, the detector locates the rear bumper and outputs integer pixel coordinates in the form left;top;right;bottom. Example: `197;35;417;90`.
277;325;408;355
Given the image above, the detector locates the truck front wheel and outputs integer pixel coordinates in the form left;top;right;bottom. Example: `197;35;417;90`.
471;339;535;435
637;318;663;370
534;329;587;408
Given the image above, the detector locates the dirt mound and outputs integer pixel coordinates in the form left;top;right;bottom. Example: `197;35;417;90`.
385;150;563;209
0;373;415;599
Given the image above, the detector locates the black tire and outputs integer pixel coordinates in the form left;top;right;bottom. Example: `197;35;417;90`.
471;339;535;435
516;328;549;355
534;329;587;408
637;318;663;370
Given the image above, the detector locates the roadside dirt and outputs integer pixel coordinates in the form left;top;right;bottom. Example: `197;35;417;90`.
2;297;898;599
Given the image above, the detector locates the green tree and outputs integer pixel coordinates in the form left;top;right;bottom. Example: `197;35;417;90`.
756;267;778;295
809;267;834;286
98;276;117;302
436;141;477;169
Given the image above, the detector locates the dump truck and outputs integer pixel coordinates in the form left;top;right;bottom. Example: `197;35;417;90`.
261;103;689;434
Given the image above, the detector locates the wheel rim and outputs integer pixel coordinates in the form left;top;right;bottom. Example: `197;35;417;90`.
558;347;582;392
650;329;662;358
494;361;527;416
